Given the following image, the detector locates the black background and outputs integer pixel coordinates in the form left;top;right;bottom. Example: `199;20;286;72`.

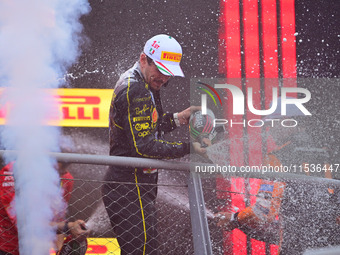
69;0;339;87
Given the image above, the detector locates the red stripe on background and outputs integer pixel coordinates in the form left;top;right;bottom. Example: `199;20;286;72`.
243;0;260;79
242;0;262;165
242;0;264;254
219;0;298;254
262;0;280;157
280;0;297;96
280;0;297;79
261;0;279;78
224;0;242;77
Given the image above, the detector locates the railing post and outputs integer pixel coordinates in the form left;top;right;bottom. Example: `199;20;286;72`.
188;171;213;255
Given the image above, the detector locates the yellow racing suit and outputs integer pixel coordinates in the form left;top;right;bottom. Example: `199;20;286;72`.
102;62;190;255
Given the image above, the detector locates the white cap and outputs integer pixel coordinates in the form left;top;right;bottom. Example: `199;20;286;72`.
143;34;184;77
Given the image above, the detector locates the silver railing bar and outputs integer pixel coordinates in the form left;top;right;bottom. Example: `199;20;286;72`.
0;150;339;186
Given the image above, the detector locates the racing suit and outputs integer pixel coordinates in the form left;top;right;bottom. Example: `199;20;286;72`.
226;133;340;254
102;62;190;255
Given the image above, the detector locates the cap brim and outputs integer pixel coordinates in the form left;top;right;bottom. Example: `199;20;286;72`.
154;60;184;77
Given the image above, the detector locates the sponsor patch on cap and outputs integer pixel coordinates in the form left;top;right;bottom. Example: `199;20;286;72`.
160;51;182;62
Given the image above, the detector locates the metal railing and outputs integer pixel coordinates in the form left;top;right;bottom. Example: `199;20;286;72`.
0;150;213;255
0;150;339;255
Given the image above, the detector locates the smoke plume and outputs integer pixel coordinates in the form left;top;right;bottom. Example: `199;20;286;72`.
0;0;90;254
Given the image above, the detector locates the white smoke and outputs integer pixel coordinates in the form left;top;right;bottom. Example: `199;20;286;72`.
0;0;90;254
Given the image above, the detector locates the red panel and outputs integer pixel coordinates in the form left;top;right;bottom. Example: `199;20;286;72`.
271;244;279;255
243;0;260;78
280;0;297;79
251;239;266;255
280;0;297;96
243;0;262;167
219;0;298;254
223;0;242;78
261;2;280;252
261;0;279;78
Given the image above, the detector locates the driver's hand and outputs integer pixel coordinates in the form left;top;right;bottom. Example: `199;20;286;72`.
192;142;207;157
178;106;201;125
68;220;90;241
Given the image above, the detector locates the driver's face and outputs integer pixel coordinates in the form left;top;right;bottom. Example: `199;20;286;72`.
140;54;171;91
